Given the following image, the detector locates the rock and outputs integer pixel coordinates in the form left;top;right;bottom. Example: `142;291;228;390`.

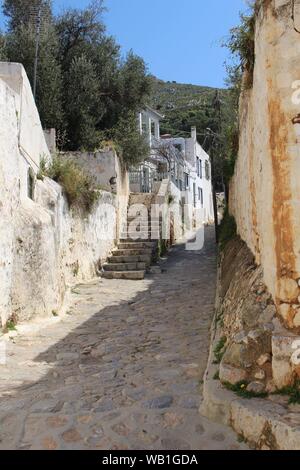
90;345;106;358
259;305;276;324
278;304;290;322
288;403;300;413
46;416;68;429
265;380;277;393
41;436;58;450
56;352;79;361
160;438;190;450
257;353;271;366
246;382;265;394
278;278;299;302
211;432;225;442
262;323;275;332
219;363;247;385
195;423;205;435
293;311;300;327
272;335;296;388
62;427;82;443
254;369;266;380
248;329;264;342
178;396;199;409
31;399;63;413
149;266;162;274
143;395;174;409
233;331;248;344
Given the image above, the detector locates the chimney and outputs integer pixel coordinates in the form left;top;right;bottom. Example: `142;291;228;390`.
191;126;197;142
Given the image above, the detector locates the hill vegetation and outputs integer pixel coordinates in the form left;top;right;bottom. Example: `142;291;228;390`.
150;77;228;145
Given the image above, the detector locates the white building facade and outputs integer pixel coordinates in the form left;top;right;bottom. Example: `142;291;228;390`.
130;107;214;227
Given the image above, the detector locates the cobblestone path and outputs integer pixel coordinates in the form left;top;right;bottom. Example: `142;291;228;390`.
0;227;247;450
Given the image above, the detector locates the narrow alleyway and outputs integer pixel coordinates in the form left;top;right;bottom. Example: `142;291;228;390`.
0;227;246;450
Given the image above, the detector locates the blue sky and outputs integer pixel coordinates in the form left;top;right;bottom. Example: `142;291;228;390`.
0;0;248;88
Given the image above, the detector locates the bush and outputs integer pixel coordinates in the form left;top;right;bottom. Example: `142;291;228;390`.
103;111;150;167
218;207;237;250
225;3;257;89
42;156;100;212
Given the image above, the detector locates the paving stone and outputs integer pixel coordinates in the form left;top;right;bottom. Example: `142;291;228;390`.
143;396;174;409
161;438;191;450
31;399;63;413
61;428;83;443
0;227;247;450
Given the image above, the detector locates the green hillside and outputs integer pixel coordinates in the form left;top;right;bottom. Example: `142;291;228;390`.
150;77;228;146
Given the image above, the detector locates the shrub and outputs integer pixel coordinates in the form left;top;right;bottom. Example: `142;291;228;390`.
103;111;150;167
218;207;237;250
213;336;227;364
225;3;257;89
42;156;100;212
224;381;268;399
272;380;300;405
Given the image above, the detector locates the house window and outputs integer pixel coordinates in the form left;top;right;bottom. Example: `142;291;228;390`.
198;187;203;206
151;121;155;136
184;173;189;189
27;168;35;200
205;161;210;180
196;158;199;176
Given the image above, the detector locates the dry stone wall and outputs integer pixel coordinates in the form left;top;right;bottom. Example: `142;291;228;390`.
228;0;300;387
0;63;129;326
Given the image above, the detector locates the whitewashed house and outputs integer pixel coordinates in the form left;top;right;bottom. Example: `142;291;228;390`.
153;128;214;225
130;107;214;227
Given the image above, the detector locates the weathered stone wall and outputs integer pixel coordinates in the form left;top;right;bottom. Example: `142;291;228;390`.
230;0;300;330
0;76;20;326
0;63;129;326
11;180;118;322
61;150;118;192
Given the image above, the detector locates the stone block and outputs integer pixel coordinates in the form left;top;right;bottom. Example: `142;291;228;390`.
219;363;247;385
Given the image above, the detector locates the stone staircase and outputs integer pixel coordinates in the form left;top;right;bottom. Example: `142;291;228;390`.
102;194;160;280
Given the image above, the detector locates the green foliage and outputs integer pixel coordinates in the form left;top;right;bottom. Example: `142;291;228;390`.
213;371;220;381
107;111;150;167
218;207;237;250
156;239;168;259
150;78;227;141
1;0;151;152
43;156;100;212
223;381;268;399
118;51;152;112
168;194;175;205
213;336;227;364
0;31;7;59
5;7;64;130
65;54;101;151
6;319;17;331
272;380;300;405
225;3;257;89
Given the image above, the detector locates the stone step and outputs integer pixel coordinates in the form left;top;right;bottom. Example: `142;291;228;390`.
102;270;146;280
113;248;152;256
119;238;159;243
121;230;160;237
120;235;159;241
109;255;151;264
118;242;155;250
103;262;146;272
126;221;161;226
127;216;160;222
